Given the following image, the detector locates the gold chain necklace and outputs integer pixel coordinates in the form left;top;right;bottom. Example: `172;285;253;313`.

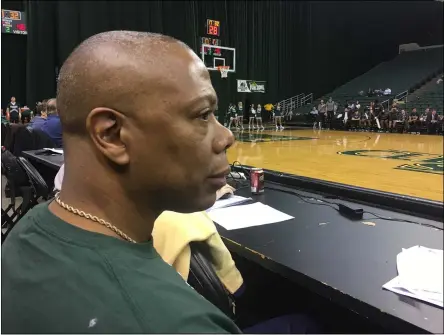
54;192;136;244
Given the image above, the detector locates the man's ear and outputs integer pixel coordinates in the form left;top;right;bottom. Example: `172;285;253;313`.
86;107;130;166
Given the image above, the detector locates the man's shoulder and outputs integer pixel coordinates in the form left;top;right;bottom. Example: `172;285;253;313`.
2;204;239;333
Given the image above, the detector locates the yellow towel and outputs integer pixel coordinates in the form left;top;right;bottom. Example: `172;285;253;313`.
152;210;243;294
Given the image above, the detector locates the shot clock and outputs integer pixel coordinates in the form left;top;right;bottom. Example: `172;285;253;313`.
206;19;220;37
1;9;27;35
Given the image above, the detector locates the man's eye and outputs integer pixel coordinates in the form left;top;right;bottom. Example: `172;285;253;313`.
199;111;211;121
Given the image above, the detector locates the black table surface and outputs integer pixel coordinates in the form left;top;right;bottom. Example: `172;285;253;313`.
22;150;64;170
218;184;443;334
21;150;443;332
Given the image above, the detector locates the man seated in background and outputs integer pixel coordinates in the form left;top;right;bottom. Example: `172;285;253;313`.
20;106;33;124
29;102;47;130
42;98;63;147
426;108;439;135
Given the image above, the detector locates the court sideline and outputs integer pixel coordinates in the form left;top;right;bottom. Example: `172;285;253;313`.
227;129;443;201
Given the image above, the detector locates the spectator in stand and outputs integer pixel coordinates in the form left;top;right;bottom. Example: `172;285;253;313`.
29;102;48;131
326;97;335;130
426;109;439;135
42;98;63;147
6;96;21;124
355;101;361;111
384;88;392;96
317;100;327;130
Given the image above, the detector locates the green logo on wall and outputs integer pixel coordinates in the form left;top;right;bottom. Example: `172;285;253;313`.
236;133;316;143
338;150;443;175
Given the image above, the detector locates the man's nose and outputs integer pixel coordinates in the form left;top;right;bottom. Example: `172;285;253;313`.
214;122;235;153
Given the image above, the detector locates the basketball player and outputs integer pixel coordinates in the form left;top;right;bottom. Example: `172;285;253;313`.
317;99;327;129
373;99;382;131
6;96;21;124
275;104;284;130
380;108;389;132
360;106;371;131
256;104;265;130
388;105;398;133
326;97;335;129
310;106;319;129
408;108;420;134
399;109;409;133
248;104;256;130
351;108;361;131
237;101;244;130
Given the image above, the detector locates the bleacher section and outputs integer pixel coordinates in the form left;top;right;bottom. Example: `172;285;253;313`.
406;74;443;113
289;46;443;126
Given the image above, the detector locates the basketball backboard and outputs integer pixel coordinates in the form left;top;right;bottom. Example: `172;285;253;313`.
201;44;236;73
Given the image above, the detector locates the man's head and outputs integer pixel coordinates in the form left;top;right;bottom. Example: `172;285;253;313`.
413;108;417;113
57;31;234;214
328;97;332;102
46;98;58;115
320;100;324;104
11;97;16;103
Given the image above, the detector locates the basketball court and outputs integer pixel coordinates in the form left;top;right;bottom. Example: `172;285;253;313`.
227;129;443;202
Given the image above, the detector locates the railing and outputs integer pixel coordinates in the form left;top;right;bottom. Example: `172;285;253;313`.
278;93;314;116
278;93;304;116
301;93;313;105
381;98;391;110
395;90;408;103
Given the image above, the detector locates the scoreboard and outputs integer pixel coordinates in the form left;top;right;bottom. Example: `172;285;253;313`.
201;37;221;56
1;9;27;35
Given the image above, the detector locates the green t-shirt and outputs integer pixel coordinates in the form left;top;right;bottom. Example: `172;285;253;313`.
1;203;241;334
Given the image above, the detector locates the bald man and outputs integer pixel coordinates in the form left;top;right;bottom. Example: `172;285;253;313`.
2;31;239;333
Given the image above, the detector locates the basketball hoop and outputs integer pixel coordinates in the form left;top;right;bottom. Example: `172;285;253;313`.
217;66;230;78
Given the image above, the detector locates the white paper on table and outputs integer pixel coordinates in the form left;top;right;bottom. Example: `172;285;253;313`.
383;246;443;308
397;246;443;295
207;195;252;212
208;202;294;230
383;276;443;308
43;148;63;155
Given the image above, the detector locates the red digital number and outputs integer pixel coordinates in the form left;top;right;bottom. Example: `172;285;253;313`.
215;48;221;55
208;25;219;36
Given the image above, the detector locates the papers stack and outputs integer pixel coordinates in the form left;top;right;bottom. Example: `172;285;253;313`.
207;195;252;212
208;202;294;230
383;246;443;307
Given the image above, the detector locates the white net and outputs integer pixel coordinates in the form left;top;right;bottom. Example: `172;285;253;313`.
218;66;229;78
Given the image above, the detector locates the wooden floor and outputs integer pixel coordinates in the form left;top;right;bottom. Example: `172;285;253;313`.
227;128;443;202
